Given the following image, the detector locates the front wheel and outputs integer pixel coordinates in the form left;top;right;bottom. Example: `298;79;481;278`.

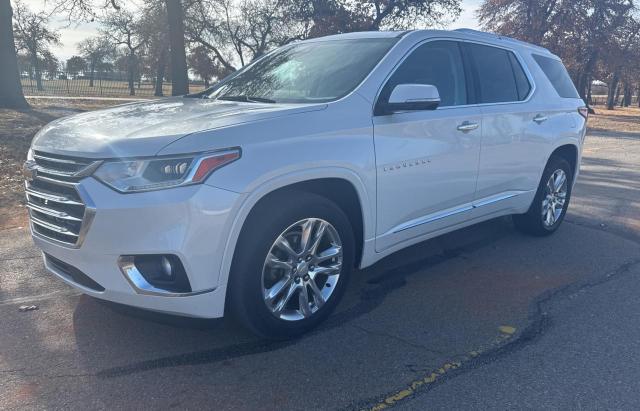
514;155;573;236
228;192;354;339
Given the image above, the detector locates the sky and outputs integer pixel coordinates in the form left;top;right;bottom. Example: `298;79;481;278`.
18;0;483;61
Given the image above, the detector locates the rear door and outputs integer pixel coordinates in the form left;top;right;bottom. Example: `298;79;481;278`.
374;40;482;252
463;43;544;210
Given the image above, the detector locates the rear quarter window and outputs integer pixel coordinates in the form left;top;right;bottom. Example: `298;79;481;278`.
532;54;580;99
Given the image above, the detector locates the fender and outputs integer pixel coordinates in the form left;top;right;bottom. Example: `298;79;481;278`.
210;166;376;293
545;138;582;187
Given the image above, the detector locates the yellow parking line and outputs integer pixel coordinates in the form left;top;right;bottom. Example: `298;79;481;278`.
365;325;517;411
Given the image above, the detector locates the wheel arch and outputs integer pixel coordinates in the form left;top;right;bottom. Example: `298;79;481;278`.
549;143;579;178
215;168;374;299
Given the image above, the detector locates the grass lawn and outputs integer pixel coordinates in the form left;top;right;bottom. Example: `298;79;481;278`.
0;101;639;230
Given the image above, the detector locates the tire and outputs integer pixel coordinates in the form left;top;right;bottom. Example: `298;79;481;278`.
514;155;573;236
228;191;355;339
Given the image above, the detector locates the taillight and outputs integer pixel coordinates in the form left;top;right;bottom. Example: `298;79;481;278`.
578;106;589;120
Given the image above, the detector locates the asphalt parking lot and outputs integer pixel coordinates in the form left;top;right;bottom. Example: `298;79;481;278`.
1;110;639;410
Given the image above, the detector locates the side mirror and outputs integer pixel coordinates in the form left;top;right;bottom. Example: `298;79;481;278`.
381;84;441;114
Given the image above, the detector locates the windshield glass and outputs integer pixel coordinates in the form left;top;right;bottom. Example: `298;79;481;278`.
208;38;398;104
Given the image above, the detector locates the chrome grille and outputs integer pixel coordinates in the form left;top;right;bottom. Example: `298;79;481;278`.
24;152;102;247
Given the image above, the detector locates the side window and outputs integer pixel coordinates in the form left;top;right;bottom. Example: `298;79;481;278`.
509;53;531;100
466;43;519;103
379;40;467;108
532;54;580;99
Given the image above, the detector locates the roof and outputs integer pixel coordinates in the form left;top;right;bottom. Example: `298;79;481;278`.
303;28;553;55
451;29;552;54
307;31;409;41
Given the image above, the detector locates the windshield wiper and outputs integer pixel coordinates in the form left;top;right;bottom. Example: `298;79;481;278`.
217;95;276;104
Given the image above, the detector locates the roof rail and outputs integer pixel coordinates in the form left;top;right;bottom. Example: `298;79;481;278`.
453;28;551;53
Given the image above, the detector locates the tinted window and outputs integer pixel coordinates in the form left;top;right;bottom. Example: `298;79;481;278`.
509;53;531;100
208;38;397;103
532;54;580;98
379;40;467;108
467;44;519;103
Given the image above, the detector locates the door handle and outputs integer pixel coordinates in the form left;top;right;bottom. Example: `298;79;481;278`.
457;121;479;132
533;114;548;124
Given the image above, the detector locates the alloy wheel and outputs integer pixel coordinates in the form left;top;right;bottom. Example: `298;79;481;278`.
542;169;568;227
261;218;343;321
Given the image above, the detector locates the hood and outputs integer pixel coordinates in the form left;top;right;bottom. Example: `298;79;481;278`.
31;97;326;158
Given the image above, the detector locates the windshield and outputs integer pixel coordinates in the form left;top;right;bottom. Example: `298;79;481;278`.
208;38;398;104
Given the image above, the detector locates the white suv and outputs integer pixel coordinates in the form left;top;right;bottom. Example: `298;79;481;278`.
25;29;587;338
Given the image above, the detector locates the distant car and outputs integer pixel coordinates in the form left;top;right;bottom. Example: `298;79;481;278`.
24;29;587;338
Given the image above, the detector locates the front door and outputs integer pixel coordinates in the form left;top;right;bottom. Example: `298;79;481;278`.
374;40;481;252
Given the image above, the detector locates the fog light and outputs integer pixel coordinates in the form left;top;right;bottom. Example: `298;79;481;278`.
160;256;174;279
118;254;191;294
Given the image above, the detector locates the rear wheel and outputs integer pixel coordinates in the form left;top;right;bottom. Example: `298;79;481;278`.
228;191;354;339
514;155;573;236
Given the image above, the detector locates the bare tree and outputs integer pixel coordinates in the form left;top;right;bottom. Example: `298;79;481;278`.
41;50;60;79
478;0;562;44
185;0;241;72
187;45;232;87
603;14;640;109
0;0;28;108
478;0;638;105
137;3;170;96
77;36;113;86
355;0;462;30
66;55;87;76
185;0;353;71
50;0;121;21
12;0;61;91
100;10;147;95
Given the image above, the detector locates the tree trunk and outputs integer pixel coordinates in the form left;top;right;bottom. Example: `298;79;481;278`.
623;84;631;107
154;48;166;97
128;53;135;96
615;83;622;107
0;0;28;108
607;72;620;110
166;0;189;96
89;60;95;87
577;52;598;101
204;79;209;88
33;54;43;91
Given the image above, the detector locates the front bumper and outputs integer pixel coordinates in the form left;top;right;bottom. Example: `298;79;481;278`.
32;177;240;318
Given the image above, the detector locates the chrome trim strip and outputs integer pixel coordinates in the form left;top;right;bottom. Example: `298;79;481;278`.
33;161;102;179
33;153;89;165
75;184;96;247
24;153;99;248
33;165;77;178
26;203;83;222
472;191;529;208
31;174;78;188
117;256;215;297
393;205;474;234
392;190;532;234
25;186;83;206
29;214;79;236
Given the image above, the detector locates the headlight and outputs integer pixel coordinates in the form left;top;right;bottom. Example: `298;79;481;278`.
93;149;240;193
